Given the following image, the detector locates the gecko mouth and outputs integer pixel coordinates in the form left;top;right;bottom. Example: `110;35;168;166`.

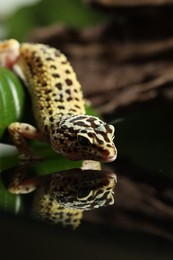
64;148;117;162
101;147;117;163
103;154;117;163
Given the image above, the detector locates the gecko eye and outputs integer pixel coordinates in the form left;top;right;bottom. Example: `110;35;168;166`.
77;187;93;200
77;135;91;146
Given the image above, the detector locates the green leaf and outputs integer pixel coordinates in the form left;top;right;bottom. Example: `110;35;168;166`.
0;176;24;214
0;145;24;214
0;68;25;139
0;143;18;172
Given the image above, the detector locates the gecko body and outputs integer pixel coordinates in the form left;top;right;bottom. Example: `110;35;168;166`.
0;39;117;162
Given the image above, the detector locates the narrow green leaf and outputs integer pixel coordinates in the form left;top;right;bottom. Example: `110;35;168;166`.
0;177;24;215
0;68;25;139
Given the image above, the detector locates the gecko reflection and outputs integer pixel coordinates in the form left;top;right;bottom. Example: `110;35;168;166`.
8;161;117;228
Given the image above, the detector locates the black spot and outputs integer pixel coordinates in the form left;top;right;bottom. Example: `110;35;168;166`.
46;57;54;61
65;89;71;95
102;133;109;143
45;89;52;94
58;106;65;110
88;119;99;128
49;117;54;122
42;82;47;87
65;69;70;74
27;63;34;74
35;57;41;63
68;127;78;134
69;108;77;112
75;104;80;109
50;64;57;69
75;121;88;127
59;94;63;102
37;63;43;68
52;73;60;78
66;79;72;86
67;97;73;101
88;132;93;138
95;136;104;145
51;128;55;135
67;213;73;217
105;124;113;134
55;83;62;90
80;130;87;133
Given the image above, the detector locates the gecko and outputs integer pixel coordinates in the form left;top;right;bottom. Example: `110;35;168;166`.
8;160;117;228
0;39;117;163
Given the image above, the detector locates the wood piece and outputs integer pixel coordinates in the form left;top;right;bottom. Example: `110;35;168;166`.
29;24;173;114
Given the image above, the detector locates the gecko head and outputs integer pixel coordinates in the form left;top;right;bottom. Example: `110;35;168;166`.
47;168;117;210
50;115;117;163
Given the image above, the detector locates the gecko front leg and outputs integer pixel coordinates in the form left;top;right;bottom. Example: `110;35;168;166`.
8;122;41;160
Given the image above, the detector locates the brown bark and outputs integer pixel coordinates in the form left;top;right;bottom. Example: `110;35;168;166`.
29;23;173;114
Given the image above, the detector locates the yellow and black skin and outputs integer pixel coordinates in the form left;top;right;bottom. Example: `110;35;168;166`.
0;39;117;228
0;39;117;162
8;161;116;228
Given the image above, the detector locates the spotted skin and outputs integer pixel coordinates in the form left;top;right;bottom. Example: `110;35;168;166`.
0;39;117;162
0;40;117;228
8;161;117;228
